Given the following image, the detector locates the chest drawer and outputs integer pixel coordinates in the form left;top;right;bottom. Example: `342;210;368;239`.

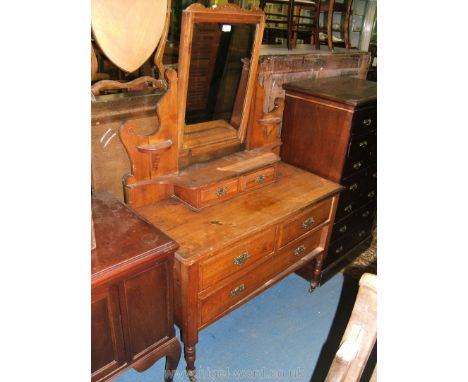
352;105;377;135
342;155;375;180
347;131;377;162
331;201;376;243
278;198;332;248
240;166;276;191
200;178;239;205
199;225;326;326
199;227;276;291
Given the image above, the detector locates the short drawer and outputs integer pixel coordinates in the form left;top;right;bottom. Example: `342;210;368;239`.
278;198;332;248
199;227;276;291
342;155;375;180
200;178;239;205
240;166;276;191
347;131;376;162
199;225;326;326
352;105;377;135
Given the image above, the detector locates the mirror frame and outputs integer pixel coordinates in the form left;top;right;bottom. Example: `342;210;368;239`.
177;3;265;158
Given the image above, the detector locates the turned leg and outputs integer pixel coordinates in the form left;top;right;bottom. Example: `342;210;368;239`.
184;344;197;382
164;340;181;382
309;254;324;293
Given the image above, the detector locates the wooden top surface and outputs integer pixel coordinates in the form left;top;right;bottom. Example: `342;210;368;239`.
137;162;342;264
283;77;377;106
91;192;178;286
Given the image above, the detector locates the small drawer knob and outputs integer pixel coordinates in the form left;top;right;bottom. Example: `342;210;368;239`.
349;183;358;191
335;245;344;254
302;217;315;229
215;186;228;197
358;230;366;238
339;225;347;233
233;252;250;266
344;204;353;213
367;191;376;198
363;118;372;126
294;244;306;257
230;284;245;297
362;210;370;218
353;161;363;170
359;140;368;148
255;175;267;184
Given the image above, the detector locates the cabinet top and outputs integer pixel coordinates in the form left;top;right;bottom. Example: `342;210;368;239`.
91;192;178;286
283;77;376;107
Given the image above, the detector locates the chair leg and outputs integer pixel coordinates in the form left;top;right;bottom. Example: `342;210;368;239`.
327;0;335;51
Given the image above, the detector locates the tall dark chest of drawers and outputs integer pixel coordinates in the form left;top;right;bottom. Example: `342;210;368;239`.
280;77;377;278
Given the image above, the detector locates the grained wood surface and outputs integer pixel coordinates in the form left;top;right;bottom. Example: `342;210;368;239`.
91;0;167;73
136;162;342;264
91;192;178;287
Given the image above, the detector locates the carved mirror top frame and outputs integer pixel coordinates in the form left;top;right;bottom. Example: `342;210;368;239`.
177;4;265;160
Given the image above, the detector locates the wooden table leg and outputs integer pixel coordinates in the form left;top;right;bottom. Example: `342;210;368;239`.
164;339;182;382
309;253;324;292
184;344;197;382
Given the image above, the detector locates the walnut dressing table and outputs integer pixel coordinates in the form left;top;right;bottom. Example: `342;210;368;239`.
99;4;344;381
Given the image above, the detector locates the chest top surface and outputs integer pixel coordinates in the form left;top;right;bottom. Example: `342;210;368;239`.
283;77;377;107
91;192;178;285
136;162;342;264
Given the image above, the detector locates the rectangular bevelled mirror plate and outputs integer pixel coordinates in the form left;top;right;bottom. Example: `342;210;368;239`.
177;4;265;156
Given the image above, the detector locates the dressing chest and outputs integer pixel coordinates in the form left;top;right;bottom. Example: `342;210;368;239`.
91;192;181;381
281;77;377;278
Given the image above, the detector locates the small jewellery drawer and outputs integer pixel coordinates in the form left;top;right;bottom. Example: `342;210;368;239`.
240;166;276;191
199;226;326;326
352;105;377;135
347;131;376;162
278;198;332;248
200;178;239;204
199;227;276;291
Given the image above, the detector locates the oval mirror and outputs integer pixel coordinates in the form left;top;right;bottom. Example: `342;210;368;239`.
91;0;167;73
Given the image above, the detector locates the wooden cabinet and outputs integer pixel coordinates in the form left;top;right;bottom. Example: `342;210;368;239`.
281;77;376;279
91;193;181;382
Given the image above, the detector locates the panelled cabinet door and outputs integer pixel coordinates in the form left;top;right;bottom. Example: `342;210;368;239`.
91;286;126;381
119;260;172;363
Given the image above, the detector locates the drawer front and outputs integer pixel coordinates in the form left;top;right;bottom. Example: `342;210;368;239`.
326;221;374;266
352;105;377;135
357;166;377;205
278;198;332;248
200;178;239;204
342;155;375;180
199;227;276;291
199;226;326;326
332;201;376;242
347;131;376;162
339;170;371;206
240;166;276;191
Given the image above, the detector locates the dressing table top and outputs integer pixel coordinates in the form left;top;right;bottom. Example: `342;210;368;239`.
136;162;342;264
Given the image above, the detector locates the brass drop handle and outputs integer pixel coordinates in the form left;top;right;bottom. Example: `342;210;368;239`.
359;140;368;148
255;175;267;184
215;186;228;197
372;172;377;178
363;118;372;126
233;251;250;266
344;204;353;213
294;244;306;257
367;191;376;198
358;230;366;238
302;217;315;229
353;161;363;170
335;245;344;254
362;210;370;218
339;225;347;233
349;183;358;191
230;284;245;297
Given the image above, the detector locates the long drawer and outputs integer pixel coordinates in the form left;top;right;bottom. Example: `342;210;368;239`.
199;227;276;291
199;225;327;326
